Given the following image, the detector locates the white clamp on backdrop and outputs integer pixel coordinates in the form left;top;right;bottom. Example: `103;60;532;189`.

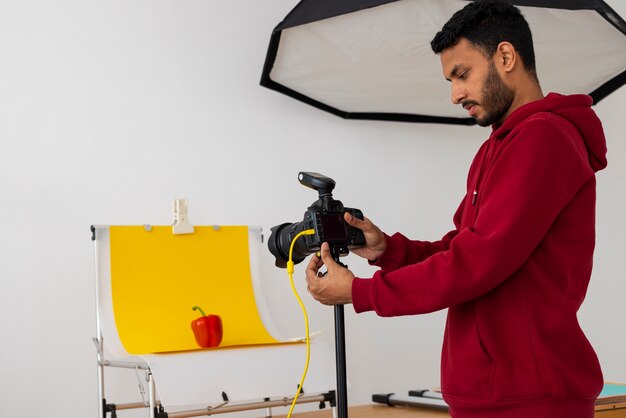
172;198;195;235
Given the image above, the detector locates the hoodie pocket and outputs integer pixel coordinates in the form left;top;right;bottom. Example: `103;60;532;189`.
473;286;548;399
441;302;495;398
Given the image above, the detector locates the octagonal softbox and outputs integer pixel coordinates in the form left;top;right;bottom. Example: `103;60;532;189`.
260;0;626;125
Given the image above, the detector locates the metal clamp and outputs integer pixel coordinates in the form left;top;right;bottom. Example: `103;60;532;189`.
172;199;194;234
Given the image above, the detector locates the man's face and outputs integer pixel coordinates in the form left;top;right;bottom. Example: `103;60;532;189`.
440;38;514;126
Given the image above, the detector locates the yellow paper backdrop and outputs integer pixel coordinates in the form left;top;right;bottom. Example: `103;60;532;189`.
109;226;281;354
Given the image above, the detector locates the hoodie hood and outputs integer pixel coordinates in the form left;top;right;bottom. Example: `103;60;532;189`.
493;93;608;172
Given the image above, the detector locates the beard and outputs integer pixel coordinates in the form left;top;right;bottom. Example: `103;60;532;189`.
475;62;515;127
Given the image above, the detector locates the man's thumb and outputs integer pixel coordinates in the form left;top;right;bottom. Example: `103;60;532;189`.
320;242;335;265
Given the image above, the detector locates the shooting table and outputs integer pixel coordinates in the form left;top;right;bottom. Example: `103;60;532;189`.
282;405;446;417
280;403;626;418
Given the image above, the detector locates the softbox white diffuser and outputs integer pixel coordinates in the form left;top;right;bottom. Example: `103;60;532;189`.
260;0;626;125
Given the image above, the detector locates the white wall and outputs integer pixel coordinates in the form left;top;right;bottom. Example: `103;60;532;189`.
0;1;624;417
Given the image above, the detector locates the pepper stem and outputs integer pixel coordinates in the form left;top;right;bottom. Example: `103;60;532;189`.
192;306;206;317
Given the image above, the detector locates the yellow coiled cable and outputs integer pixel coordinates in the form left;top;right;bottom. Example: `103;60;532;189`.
286;228;315;417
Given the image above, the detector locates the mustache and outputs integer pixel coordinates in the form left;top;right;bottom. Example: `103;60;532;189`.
461;100;479;109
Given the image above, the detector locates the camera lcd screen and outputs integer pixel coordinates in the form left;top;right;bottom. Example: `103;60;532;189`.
321;214;347;241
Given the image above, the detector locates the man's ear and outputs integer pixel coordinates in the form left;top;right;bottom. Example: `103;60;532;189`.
496;41;516;73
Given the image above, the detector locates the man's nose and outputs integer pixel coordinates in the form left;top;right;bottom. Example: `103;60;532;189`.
451;85;466;105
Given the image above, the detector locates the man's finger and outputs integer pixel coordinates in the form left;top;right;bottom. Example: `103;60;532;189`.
344;212;372;231
306;253;321;277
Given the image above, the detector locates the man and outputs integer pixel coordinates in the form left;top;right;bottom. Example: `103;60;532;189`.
305;1;606;417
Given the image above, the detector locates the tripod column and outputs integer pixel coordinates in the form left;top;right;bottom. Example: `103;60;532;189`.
334;304;348;418
329;251;349;418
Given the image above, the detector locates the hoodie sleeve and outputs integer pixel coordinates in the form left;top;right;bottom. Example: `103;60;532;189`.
352;116;594;315
371;202;462;272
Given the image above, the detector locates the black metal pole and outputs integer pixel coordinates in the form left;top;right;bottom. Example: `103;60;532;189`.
334;304;348;418
331;252;348;418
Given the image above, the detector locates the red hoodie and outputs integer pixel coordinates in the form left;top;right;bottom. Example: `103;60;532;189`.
352;93;607;417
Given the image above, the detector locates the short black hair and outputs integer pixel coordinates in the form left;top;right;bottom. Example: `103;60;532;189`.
431;0;537;75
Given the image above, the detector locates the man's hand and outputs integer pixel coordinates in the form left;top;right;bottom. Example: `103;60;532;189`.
305;242;354;305
344;212;386;262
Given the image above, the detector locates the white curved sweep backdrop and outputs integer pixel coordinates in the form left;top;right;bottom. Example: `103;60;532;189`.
0;1;624;417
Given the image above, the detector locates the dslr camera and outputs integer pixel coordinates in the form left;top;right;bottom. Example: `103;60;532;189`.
268;172;366;268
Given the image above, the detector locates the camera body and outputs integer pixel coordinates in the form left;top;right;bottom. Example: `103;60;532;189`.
268;172;366;268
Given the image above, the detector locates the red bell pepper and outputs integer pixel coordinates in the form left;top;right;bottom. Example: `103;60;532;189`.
191;306;223;348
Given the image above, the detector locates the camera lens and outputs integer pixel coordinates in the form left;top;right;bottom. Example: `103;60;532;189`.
267;222;310;268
